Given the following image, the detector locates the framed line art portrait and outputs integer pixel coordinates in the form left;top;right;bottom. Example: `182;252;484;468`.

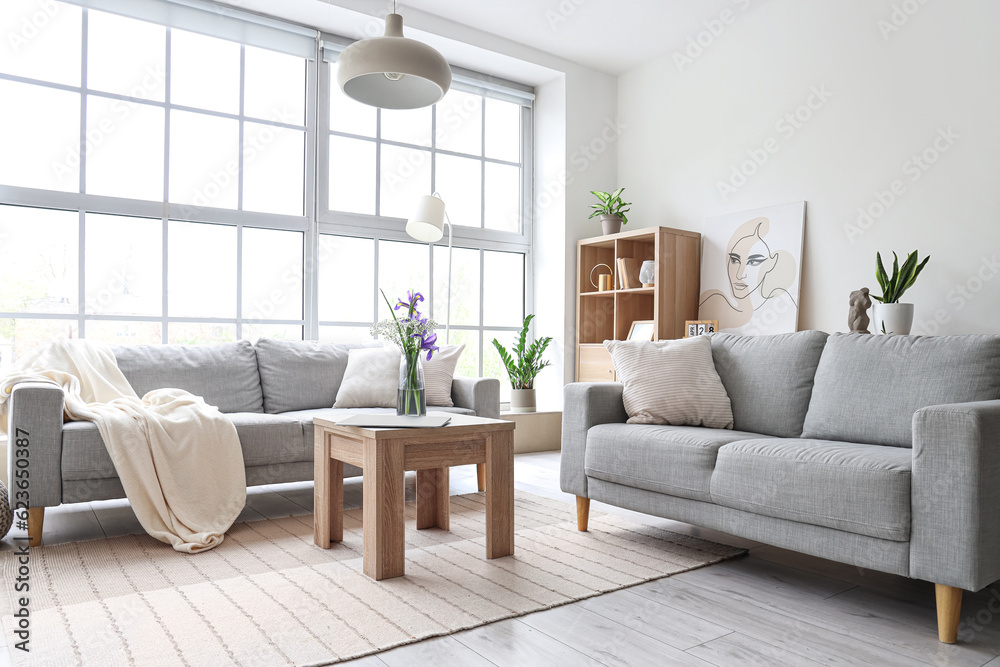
626;320;655;342
698;201;805;335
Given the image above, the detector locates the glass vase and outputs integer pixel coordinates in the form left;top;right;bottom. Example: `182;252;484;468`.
397;349;427;416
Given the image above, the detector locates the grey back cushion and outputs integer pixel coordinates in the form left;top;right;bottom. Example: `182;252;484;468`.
710;330;828;437
255;338;381;414
113;340;264;413
801;333;1000;447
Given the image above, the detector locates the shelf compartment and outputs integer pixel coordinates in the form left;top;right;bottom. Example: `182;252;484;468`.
615;292;655;341
578;293;615;344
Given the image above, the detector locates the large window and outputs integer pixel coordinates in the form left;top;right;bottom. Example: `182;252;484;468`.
318;44;533;398
0;1;533;397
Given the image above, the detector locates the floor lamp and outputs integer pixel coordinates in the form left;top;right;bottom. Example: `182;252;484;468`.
406;194;452;343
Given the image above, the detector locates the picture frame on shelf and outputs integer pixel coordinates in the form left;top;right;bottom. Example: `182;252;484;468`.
684;320;719;338
626;320;655;342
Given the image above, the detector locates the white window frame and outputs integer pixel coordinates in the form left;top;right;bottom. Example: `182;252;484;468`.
1;1;536;381
315;35;534;375
0;1;318;344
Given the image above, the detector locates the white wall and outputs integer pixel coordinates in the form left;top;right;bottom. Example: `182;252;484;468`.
532;70;619;409
618;0;1000;335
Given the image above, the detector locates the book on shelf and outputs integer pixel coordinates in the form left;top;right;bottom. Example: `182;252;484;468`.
620;258;641;289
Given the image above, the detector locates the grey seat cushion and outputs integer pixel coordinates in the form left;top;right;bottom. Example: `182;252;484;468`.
285;407;476;450
61;413;306;481
583;424;771;502
710;438;912;541
710;330;828;437
113;341;263;414
255;338;381;414
801;333;1000;447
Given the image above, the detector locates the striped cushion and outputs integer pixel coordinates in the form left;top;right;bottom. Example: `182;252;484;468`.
605;336;734;429
424;344;465;407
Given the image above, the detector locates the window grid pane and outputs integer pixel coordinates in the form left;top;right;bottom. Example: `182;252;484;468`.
1;11;529;390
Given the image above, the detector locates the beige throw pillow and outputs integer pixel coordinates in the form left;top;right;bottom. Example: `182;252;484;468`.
333;346;400;409
424;344;465;407
605;336;734;429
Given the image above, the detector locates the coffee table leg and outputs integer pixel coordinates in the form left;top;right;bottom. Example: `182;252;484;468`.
416;467;450;531
363;437;405;580
485;430;514;559
314;430;343;548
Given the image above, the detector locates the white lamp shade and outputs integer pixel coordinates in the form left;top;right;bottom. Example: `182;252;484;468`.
406;195;446;242
337;14;452;110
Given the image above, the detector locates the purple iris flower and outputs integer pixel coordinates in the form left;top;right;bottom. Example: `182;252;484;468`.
412;331;440;360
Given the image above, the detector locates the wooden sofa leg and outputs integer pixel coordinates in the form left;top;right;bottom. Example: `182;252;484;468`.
476;463;485;492
576;497;590;532
27;507;44;548
936;583;962;643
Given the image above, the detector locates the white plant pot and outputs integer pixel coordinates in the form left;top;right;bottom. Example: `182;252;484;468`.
509;389;536;413
873;302;914;335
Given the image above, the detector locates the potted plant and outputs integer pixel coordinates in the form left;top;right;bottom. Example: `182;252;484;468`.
491;314;552;413
588;188;632;235
872;250;930;335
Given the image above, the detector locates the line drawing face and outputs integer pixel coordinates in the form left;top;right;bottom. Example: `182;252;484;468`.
699;214;799;333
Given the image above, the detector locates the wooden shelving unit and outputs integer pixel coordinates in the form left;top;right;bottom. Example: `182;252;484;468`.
575;226;701;382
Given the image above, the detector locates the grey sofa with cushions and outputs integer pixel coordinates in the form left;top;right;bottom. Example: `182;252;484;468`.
7;338;499;541
561;331;1000;643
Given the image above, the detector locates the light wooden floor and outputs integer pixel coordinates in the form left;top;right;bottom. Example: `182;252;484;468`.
4;451;1000;666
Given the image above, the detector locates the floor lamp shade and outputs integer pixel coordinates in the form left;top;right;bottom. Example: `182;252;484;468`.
336;14;452;110
406;195;446;242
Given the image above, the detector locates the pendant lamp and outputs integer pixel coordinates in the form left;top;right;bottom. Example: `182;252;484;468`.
336;8;452;110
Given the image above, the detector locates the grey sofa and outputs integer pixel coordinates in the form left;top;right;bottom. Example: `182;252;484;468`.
561;331;1000;643
7;338;499;545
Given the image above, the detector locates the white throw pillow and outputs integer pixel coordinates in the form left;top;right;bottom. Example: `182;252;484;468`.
424;344;465;407
605;336;734;429
333;347;400;409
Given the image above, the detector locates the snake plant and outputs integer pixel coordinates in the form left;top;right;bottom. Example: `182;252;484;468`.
873;250;930;303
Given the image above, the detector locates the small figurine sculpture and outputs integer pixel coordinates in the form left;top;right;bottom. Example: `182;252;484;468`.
848;287;872;334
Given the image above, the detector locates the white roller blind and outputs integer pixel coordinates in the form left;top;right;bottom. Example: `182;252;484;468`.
62;0;318;58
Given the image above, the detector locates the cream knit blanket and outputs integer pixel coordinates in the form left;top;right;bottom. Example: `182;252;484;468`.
0;340;246;553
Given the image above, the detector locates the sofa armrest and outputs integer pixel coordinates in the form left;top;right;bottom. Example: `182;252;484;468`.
911;400;1000;590
560;382;628;497
6;383;65;509
451;376;500;420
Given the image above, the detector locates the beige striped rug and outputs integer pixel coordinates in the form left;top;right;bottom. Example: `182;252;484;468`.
1;491;745;666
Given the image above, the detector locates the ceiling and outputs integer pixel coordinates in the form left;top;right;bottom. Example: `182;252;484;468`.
221;0;744;77
398;0;739;74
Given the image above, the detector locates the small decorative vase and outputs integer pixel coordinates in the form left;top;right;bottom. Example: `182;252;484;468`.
600;215;622;236
510;388;536;413
397;350;426;416
638;260;656;287
872;302;914;335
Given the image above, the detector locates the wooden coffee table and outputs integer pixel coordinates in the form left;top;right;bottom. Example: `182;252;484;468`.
313;413;516;580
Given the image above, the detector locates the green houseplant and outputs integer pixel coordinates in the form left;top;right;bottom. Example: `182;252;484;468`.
872;250;930;334
589;188;632;235
491;314;552;413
